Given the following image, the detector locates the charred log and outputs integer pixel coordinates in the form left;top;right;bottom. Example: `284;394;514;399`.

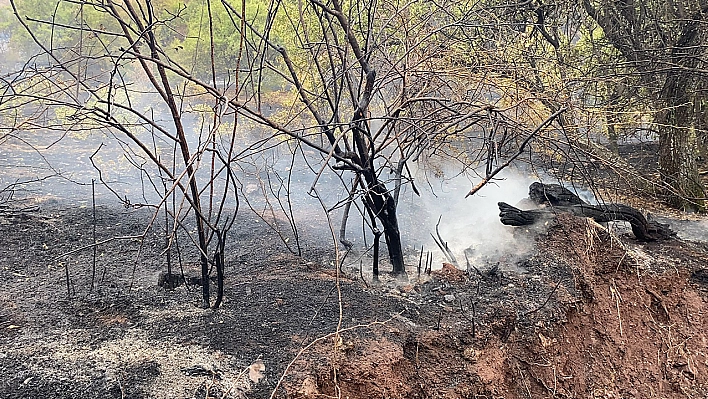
529;182;586;207
498;202;549;226
499;183;675;241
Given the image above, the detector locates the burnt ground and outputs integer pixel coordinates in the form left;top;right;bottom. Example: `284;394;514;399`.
1;200;708;398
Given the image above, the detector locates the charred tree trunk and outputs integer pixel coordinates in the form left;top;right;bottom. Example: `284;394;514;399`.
500;183;674;241
372;228;382;281
360;169;405;275
656;104;704;211
380;199;405;276
351;70;405;276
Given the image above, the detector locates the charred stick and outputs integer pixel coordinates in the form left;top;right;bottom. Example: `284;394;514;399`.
372;228;382;281
359;260;368;288
65;261;71;299
213;230;225;310
431;233;456;267
460;300;477;339
164;197;173;288
471;300;476;338
426;251;433;275
90;179;97;292
418;245;424;277
523;280;562;316
433;215;458;266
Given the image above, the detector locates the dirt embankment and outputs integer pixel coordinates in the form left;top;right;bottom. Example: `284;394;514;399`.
293;214;708;398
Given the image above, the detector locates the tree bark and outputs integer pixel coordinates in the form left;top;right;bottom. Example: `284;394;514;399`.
654;15;706;211
362;175;405;275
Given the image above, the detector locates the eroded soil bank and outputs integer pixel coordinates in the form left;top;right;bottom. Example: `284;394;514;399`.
295;214;708;398
1;205;707;398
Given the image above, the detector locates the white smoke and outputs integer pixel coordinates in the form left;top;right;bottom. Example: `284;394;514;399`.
394;165;538;272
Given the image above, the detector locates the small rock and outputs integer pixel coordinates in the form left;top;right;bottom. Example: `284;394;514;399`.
463;346;477;362
399;284;414;293
444;294;455;302
300;375;319;396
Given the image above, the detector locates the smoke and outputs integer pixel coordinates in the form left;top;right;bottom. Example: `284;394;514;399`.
1;128;546;273
394;166;538;272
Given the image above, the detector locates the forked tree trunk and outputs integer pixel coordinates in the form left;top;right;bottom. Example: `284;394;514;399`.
280;1;407;276
362;173;405;276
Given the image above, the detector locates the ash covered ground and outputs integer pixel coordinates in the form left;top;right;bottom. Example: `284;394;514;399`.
2;198;708;398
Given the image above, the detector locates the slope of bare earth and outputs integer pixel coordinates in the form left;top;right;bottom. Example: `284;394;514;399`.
293;214;708;399
1;203;707;398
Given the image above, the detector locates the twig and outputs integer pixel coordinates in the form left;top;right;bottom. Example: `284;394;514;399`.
610;279;623;336
268;316;398;399
220;357;261;399
418;245;424;277
523;280;562;316
90;179;97;292
466;107;567;198
64;261;71;299
54;235;144;259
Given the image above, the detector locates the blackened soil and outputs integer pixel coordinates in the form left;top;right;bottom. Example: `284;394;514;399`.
0;203;414;398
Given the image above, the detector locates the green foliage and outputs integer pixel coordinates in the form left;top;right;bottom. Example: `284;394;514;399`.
4;1;104;54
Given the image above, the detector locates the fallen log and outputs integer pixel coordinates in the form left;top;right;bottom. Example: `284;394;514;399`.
499;183;674;241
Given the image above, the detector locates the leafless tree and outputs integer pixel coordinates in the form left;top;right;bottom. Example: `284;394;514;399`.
4;0;569;301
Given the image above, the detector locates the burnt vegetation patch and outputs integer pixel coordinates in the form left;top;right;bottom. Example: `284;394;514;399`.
1;182;707;398
2;0;708;397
